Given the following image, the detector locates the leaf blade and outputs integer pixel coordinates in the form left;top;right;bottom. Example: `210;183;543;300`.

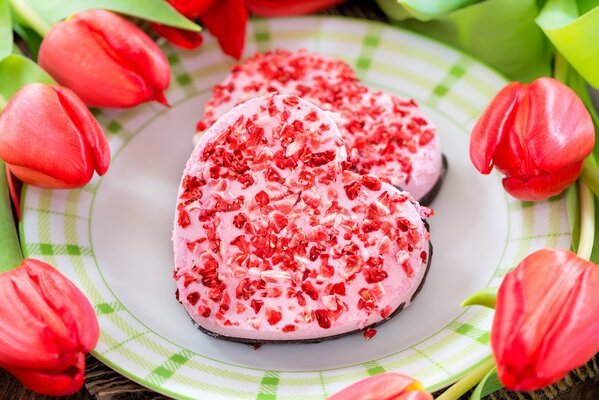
536;0;599;88
566;183;581;254
0;0;12;60
470;367;503;400
0;54;55;110
378;0;552;82
16;0;200;33
381;0;479;21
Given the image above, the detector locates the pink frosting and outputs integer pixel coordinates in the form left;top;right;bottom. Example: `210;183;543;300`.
197;49;442;201
174;94;431;341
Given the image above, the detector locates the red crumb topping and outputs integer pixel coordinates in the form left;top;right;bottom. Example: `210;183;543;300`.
199;49;437;189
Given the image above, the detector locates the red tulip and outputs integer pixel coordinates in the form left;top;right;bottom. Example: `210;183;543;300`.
470;77;594;201
200;0;248;59
0;259;99;396
245;0;346;16
151;23;204;50
150;0;215;49
0;83;110;188
492;248;599;391
153;0;248;59
39;10;170;108
328;373;432;400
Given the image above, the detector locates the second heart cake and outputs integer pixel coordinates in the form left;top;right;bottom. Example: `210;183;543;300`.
173;94;432;343
195;49;447;205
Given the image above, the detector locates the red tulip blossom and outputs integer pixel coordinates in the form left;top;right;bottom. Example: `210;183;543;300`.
492;248;599;391
0;259;99;396
328;373;432;400
153;0;248;59
470;77;594;201
245;0;345;16
39;10;170;108
0;83;110;188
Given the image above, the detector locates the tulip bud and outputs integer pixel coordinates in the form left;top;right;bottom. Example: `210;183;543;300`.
0;83;110;188
0;259;99;396
39;10;170;108
492;249;599;391
328;373;432;400
245;0;346;16
200;0;248;60
470;77;595;201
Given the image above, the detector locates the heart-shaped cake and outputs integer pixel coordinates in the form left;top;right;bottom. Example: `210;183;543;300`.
174;94;432;343
196;49;446;205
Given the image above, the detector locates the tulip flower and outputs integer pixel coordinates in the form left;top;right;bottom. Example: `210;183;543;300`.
492;248;599;391
328;373;432;400
470;77;595;201
152;0;248;59
0;259;99;396
245;0;346;16
39;10;170;108
0;83;110;188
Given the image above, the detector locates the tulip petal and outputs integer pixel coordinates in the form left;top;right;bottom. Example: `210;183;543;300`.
77;10;171;104
0;83;110;188
523;77;595;172
151;23;204;50
39;10;170;108
245;0;346;16
7;351;85;396
398;392;434;400
0;259;99;372
492;249;599;391
470;82;522;174
0;272;61;368
201;0;248;60
167;0;217;19
502;161;582;201
53;85;110;176
328;373;431;400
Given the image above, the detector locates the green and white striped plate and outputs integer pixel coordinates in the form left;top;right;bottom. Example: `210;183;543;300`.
20;17;571;399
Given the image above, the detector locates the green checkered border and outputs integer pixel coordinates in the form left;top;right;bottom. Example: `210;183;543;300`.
19;17;572;400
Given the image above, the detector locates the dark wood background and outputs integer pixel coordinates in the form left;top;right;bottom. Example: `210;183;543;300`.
2;1;599;399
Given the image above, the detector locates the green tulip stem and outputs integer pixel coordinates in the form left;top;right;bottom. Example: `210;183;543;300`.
553;51;569;84
581;157;599;199
435;357;496;400
577;180;595;261
0;161;23;272
9;0;50;36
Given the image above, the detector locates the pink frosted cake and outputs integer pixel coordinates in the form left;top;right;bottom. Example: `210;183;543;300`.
196;49;446;205
174;94;432;342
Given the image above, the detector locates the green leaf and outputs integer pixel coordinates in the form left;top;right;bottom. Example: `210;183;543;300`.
567;69;599;159
461;287;498;309
377;0;553;82
470;367;503;400
537;0;599;88
0;0;12;60
10;0;200;36
0;54;54;110
566;183;581;253
377;0;478;21
12;21;43;60
588;192;599;264
0;161;23;271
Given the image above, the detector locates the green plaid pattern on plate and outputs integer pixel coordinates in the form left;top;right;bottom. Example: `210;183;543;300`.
19;17;571;400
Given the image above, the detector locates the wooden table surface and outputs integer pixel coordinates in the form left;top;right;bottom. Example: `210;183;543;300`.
3;1;599;399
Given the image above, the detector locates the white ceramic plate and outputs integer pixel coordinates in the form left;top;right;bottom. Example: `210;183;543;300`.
20;17;571;399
